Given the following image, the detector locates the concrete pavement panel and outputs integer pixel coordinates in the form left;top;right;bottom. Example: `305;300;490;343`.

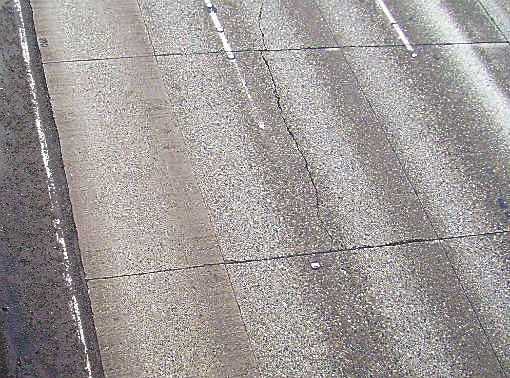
382;0;504;44
261;49;434;248
31;0;151;62
157;52;330;261
344;43;510;236
314;0;397;46
88;266;258;377
138;0;336;54
227;242;503;377
137;0;222;55
43;57;221;278
442;233;510;373
315;0;503;48
479;0;510;41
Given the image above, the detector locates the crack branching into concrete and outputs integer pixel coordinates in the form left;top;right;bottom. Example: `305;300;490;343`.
258;1;334;247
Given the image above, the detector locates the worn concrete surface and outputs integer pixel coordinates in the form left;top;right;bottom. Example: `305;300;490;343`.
20;0;510;376
227;241;502;377
89;266;258;377
43;56;221;278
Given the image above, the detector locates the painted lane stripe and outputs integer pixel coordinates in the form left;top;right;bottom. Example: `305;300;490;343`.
13;1;93;376
375;0;417;56
204;0;235;60
203;0;265;129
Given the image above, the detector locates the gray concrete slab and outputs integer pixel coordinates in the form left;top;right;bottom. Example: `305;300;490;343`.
157;52;330;261
138;0;337;54
158;49;433;261
383;0;504;44
43;57;221;278
88;266;258;377
479;0;510;41
31;0;152;62
310;0;503;48
227;242;503;377
260;49;434;247
442;233;510;372
343;43;510;236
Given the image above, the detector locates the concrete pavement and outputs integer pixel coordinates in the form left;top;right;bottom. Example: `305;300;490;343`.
13;0;510;376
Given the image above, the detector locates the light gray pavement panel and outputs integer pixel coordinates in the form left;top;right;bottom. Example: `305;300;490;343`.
88;266;258;377
43;57;222;278
31;0;152;62
343;43;510;236
157;50;434;259
157;52;331;261
226;241;503;377
442;233;510;371
137;0;338;53
29;0;510;376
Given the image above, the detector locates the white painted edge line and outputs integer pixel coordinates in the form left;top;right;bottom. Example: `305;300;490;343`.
13;1;93;377
375;0;417;56
203;0;265;129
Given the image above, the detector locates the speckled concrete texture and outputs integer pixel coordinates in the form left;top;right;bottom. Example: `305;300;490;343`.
31;0;152;61
88;266;259;377
157;52;330;261
442;234;510;372
43;57;222;278
138;0;340;54
382;0;504;43
479;0;510;41
260;48;434;247
25;0;510;376
227;242;504;377
343;43;510;236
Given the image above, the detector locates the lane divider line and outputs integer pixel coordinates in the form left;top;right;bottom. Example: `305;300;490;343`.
13;1;93;376
375;0;417;57
203;0;265;129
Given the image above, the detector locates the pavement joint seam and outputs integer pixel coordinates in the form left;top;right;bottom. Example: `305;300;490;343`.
475;0;510;44
85;229;509;282
39;41;509;65
134;0;157;57
258;1;335;249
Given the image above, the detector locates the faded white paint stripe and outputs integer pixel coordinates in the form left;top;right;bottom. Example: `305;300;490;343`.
203;0;265;129
375;0;417;56
13;1;93;376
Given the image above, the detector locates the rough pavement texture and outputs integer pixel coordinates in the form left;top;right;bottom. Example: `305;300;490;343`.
19;0;510;376
0;0;103;376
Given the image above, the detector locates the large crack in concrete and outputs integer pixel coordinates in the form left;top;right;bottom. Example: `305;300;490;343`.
258;0;334;247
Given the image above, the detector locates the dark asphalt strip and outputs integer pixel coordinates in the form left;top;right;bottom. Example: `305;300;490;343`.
0;0;104;376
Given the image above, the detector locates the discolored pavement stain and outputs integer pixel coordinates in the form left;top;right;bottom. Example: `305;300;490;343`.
0;0;103;376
